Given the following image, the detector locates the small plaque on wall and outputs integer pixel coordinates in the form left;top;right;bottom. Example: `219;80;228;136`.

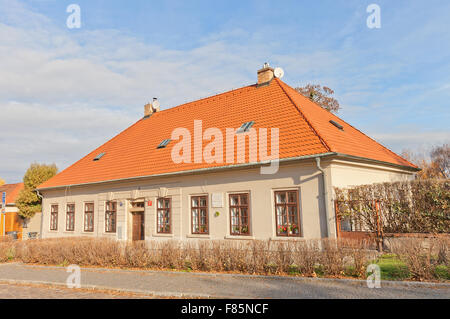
211;193;224;208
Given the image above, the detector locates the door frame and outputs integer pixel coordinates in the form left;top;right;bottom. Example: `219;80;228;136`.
132;211;145;241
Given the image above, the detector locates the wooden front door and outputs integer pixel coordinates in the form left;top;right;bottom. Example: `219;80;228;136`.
132;212;145;241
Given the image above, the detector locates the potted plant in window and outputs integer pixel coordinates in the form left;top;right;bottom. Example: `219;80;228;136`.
290;224;299;235
241;225;249;234
278;225;288;234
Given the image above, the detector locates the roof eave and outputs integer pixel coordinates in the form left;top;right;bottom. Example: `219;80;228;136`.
333;153;421;172
37;152;337;191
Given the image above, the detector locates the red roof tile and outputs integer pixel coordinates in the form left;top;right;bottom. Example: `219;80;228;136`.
0;183;24;205
38;79;416;189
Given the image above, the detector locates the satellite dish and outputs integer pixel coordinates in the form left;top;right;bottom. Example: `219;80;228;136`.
152;100;160;110
274;67;284;79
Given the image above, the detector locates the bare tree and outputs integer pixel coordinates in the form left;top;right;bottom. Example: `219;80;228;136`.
295;84;340;113
401;144;449;179
430;144;449;179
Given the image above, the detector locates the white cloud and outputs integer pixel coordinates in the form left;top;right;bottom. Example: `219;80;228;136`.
0;0;449;182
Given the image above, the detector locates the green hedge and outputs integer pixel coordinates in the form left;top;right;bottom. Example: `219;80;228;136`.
335;179;450;233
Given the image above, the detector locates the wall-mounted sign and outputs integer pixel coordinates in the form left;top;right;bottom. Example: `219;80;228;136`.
211;193;223;208
147;200;152;207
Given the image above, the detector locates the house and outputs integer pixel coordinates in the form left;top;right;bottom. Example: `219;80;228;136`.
36;64;419;242
0;183;41;239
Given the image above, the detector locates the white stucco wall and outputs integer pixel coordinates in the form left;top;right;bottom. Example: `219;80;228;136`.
39;157;417;242
40;160;329;241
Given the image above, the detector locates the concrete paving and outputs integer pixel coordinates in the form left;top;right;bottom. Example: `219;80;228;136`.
0;282;152;299
0;262;448;299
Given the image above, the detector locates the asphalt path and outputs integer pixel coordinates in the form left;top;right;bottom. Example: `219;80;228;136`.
0;262;448;299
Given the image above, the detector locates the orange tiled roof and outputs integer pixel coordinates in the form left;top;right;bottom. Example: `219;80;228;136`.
38;78;416;189
0;183;24;205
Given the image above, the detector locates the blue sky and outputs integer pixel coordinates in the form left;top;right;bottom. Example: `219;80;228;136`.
0;0;449;182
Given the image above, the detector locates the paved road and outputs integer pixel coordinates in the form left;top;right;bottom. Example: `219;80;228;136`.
0;282;151;299
0;262;448;299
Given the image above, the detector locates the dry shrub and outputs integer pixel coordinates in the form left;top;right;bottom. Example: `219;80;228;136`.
0;237;15;262
291;240;320;276
1;237;446;281
436;237;449;266
320;239;346;277
341;239;374;277
390;238;441;281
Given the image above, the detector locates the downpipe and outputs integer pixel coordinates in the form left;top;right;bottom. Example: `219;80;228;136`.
315;157;332;239
36;189;44;239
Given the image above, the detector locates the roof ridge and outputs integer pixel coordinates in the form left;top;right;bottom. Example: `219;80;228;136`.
274;78;332;152
277;79;417;168
154;83;256;116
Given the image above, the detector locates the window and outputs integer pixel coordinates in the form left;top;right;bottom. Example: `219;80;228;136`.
84;203;94;232
93;152;106;161
105;201;117;233
191;196;208;234
229;193;250;235
50;204;58;230
236;121;255;134
329;120;343;130
275;190;301;237
157;139;171;149
157;198;171;233
66;204;75;231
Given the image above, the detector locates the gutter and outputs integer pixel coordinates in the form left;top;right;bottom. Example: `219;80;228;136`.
333;153;421;172
36;152;419;193
37;152;337;191
315;157;332;238
36;189;44;240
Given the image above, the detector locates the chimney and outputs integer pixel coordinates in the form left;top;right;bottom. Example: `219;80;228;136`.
144;98;160;117
257;62;274;85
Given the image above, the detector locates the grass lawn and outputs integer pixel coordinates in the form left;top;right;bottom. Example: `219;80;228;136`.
374;254;410;281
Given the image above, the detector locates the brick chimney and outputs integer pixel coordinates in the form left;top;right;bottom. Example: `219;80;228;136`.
144;98;160;117
257;62;274;85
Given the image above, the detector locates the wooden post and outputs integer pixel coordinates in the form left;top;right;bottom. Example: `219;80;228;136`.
375;200;383;252
334;201;340;239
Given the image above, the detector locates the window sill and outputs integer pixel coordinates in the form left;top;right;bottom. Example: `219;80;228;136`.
152;233;174;238
224;235;255;240
186;234;211;239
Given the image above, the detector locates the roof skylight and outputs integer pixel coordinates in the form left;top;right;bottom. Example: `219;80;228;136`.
236;121;255;134
157;139;171;149
93;152;106;161
329;120;343;130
